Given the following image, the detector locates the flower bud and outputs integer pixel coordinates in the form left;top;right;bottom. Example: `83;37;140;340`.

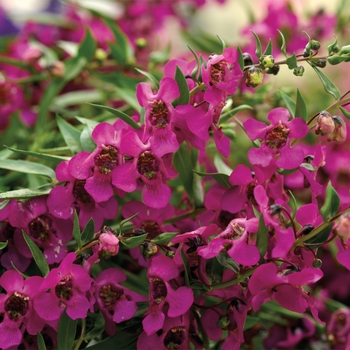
136;37;147;49
293;66;305;77
266;65;280;75
327;309;350;344
217;316;230;328
315;111;335;136
314;59;327;68
312;259;322;268
242;52;253;66
98;231;120;259
141;242;158;258
310;40;321;51
334;212;350;240
95;48;108;62
260;55;275;69
48;61;65;77
327;116;347;142
245;67;263;87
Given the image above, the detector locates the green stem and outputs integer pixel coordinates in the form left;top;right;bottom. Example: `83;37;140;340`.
189;83;206;97
164;207;206;224
75;240;99;255
73;318;86;350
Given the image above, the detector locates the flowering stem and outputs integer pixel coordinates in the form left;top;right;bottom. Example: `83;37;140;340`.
73;318;86;350
281;207;297;239
189;83;206;96
75;240;99;255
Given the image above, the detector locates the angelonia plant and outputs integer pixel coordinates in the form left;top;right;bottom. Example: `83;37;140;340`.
1;0;350;349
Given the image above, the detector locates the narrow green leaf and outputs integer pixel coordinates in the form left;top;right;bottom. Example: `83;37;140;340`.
295;89;308;121
120;233;148;249
182;30;223;54
57;309;78;350
0;199;9;210
216;35;226;53
279;91;296;117
75;116;99;128
0;241;8;250
180;248;190;287
53;90;103;108
328;36;338;55
0;184;53;200
37;332;47;350
56;116;82;155
151;232;178;244
213;154;232;175
193;170;231;188
277;30;287;57
190;147;204;208
308;62;341;100
256;214;268;258
237;46;245;72
305;223;333;245
119;212;139;233
22;231;49;277
80;124;96;153
244;316;260;331
81;218;95;245
134;67;159;88
338;106;350;119
89;103;140;130
187;45;200;81
286;53;298;70
77;28;97;62
4;146;70;161
0;159;55;181
251;31;262;58
173;65;190;106
216;252;239;273
73;211;82;250
263;39;273;56
84;312;105;341
220;104;253;124
0;54;37;72
321;182;340;220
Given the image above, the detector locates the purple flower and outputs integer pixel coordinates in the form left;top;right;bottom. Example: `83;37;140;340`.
137;77;180;158
34;252;93;321
47;160;118;229
68;122;123;203
244;107;308;169
112;131;177;208
142;255;194;335
93;267;147;336
0;271;44;349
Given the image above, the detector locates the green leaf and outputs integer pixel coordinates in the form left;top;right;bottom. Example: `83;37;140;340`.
193;170;231;188
279;91;296;117
4;146;70;161
263;39;273;56
151;232;178;244
0;184;53;200
216;35;226;53
0;241;8;250
0;159;55;181
182;30;223;54
300;163;315;171
216;252;239;273
89;103;140;129
308;62;341;100
22;231;49;277
84;312;105;341
277;30;287;57
173;65;190;106
81;218;95;245
187;45;201;81
213;154;232;175
305;223;333;245
327;55;348;65
0;199;9;210
57;309;78;350
180;248;190;287
286;53;298;70
327;36;338;55
37;332;47;350
56;116;82;155
73;211;82;250
320;182;340;220
339;106;350;119
256;214;268;258
220;104;253;124
120;233;148;249
295;89;308;121
80;124;96;153
237;46;245;72
118;212;139;234
77;28;97;62
134;67;159;88
244;316;260;331
251;31;262;58
53;90;104;109
191;147;204;208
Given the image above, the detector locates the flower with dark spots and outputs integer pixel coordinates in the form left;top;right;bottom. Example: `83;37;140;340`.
94;145;119;175
34;252;93;321
0;270;44;349
244;107;308;169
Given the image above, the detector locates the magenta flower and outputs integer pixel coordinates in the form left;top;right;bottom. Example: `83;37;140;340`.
197;217;260;266
142;255;194;335
202;47;243;95
137;77;180;158
68;122;123;203
47;160;118;229
248;262;323;315
93;267;147;336
34;252;93;321
112;130;177;208
0;271;44;349
244;108;309;169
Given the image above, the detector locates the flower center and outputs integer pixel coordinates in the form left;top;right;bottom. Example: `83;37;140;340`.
185;237;204;256
210;61;228;83
2;220;16;239
73;179;94;204
149;277;167;304
141;220;162;240
149;100;169;129
265;122;290;149
222;223;245;240
99;284;125;312
218;210;237;230
94;145;119;175
29;215;55;242
5;292;29;321
163;326;186;349
55;275;73;300
137;151;159;180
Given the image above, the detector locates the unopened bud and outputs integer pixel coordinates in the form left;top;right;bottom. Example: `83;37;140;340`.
217;316;230;328
327;116;347;142
141;242;158;258
312;259;322;268
310;40;321;51
136;37;147;49
293;66;305;77
95;48;108;62
245;67;263;87
314;59;327;68
334;213;350;240
315;111;335;136
98;231;120;259
269;204;282;215
48;61;65;77
260;55;275;69
242;52;253;66
266;64;280;75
